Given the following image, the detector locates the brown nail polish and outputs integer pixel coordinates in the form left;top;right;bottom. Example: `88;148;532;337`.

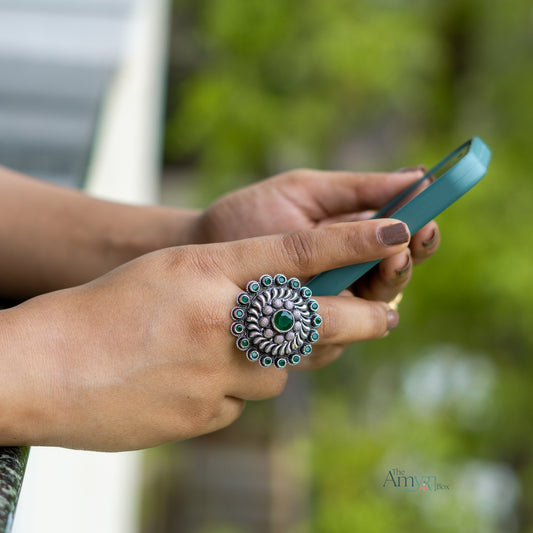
377;223;410;246
422;228;437;248
387;309;400;330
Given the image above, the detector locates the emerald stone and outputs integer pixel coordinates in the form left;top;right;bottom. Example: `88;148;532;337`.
238;338;250;349
272;310;294;332
302;287;312;298
302;345;312;355
261;275;272;286
312;315;322;327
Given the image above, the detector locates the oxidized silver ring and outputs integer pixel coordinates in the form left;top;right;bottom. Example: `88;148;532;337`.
231;274;321;368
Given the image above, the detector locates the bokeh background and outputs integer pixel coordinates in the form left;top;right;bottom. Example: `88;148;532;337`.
142;1;532;532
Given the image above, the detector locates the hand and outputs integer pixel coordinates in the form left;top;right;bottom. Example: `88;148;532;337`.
189;168;440;304
2;218;411;451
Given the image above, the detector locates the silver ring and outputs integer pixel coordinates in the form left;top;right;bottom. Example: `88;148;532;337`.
231;274;321;368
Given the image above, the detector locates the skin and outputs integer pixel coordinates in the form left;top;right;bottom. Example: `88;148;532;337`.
0;165;439;451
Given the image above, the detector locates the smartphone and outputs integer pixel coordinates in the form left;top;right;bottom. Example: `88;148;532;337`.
307;136;492;296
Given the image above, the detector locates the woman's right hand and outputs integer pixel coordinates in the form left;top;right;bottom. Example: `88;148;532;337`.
0;218;410;452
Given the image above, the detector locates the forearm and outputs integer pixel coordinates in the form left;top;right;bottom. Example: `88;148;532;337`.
0;166;201;299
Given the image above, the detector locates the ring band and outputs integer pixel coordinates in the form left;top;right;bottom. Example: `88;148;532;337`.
388;292;403;311
231;274;321;368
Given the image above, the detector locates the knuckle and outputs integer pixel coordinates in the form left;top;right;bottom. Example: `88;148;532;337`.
319;303;338;341
370;304;389;337
281;231;315;271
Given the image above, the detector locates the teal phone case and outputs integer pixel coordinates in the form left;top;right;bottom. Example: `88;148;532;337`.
307;136;492;296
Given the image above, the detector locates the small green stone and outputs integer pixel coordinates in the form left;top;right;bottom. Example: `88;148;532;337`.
276;275;286;284
302;345;312;355
251;283;259;292
313;315;322;327
262;357;272;367
247;349;259;361
309;300;319;312
290;279;300;289
233;324;244;334
232;308;244;320
238;338;250;349
273;310;294;332
276;358;287;368
238;294;250;305
302;287;312;298
310;331;319;343
262;276;272;286
290;354;301;365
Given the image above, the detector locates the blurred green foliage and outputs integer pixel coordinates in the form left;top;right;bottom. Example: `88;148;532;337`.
163;0;533;531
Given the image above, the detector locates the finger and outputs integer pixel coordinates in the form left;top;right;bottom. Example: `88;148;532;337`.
294;344;346;371
314;210;376;227
198;396;246;436
281;169;425;217
314;295;399;345
226;351;288;400
352;250;412;302
410;221;440;265
220;219;410;286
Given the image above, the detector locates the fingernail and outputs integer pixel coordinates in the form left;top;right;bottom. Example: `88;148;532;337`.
387;309;400;330
395;254;411;277
377;223;410;246
422;228;437;248
395;164;427;173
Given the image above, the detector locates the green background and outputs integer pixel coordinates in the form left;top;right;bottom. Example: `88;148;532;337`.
154;0;533;531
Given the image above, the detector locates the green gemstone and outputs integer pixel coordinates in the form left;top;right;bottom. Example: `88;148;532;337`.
276;358;287;368
262;357;272;367
247;349;259;361
233;324;244;334
251;283;260;292
238;294;250;305
310;331;319;342
309;300;319;312
276;275;286;284
290;354;301;365
262;276;272;286
238;338;250;349
232;308;244;319
302;345;312;355
313;315;322;327
302;287;312;298
290;278;300;289
273;310;294;332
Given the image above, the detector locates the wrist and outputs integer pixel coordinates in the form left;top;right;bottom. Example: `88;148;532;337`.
0;303;60;446
104;203;202;260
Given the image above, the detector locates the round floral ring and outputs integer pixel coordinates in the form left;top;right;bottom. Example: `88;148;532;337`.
231;274;321;368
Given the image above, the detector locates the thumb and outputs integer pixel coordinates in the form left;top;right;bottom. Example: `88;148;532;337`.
220;219;410;287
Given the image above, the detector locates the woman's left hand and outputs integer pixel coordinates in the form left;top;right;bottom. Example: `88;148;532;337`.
188;168;440;305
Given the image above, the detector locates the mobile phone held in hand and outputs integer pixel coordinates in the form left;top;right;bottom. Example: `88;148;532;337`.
307;136;492;296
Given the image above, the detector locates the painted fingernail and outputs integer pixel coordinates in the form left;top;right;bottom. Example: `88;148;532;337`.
422;228;438;248
395;254;411;277
387;309;400;330
377;223;410;246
